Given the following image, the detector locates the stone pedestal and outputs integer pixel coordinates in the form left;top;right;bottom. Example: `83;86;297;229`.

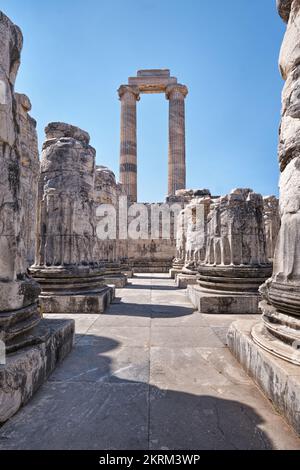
188;189;272;313
0;319;74;423
31;122;114;314
188;266;270;314
176;272;198;288
101;262;128;288
169;264;184;279
228;320;300;436
30;266;115;314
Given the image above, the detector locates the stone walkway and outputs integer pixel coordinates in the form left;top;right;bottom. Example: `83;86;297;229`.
0;274;299;450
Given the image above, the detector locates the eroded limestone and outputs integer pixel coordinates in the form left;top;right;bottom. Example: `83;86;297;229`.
188;189;272;314
30;123;114;313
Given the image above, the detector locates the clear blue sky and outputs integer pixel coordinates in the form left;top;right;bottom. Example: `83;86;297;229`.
2;0;285;201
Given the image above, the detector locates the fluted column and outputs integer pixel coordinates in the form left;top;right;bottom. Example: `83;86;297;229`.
166;84;188;196
250;0;300;364
0;13;42;352
118;85;140;203
31;122;115;314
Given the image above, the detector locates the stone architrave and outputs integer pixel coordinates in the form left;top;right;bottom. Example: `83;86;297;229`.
188;189;272;313
94;165;127;287
263;195;280;261
0;12;74;424
30;123;114;313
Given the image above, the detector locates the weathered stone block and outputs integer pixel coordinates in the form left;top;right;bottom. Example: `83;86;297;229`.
228;320;300;436
0;318;74;423
176;274;198;289
187;285;260;314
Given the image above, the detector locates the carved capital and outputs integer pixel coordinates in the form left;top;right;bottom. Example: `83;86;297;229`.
166;84;188;100
118;85;140;101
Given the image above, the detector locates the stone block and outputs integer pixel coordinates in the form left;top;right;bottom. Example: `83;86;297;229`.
228;320;300;436
176;274;198;289
40;286;115;314
0;318;74;423
102;274;127;288
169;268;182;279
187;285;260;314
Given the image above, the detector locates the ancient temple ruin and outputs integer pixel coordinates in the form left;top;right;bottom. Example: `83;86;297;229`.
1;1;300;449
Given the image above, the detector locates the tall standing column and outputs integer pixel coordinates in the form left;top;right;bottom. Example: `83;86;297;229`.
250;0;300;364
166;84;188;196
118;85;140;203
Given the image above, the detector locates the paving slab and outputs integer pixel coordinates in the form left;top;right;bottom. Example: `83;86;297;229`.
0;273;299;450
150;347;252;388
149;384;299;450
151;326;225;348
0;382;148;450
50;343;149;384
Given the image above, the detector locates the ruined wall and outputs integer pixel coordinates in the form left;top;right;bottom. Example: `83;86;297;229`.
126;202;176;272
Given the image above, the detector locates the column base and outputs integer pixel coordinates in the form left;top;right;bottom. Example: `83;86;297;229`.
122;270;134;278
30;266;115;314
0;318;74;423
103;274;127;288
252;300;300;365
169;268;182;279
40;286;115;314
228;320;300;436
102;263;128;287
187;285;260;314
176;273;198;289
